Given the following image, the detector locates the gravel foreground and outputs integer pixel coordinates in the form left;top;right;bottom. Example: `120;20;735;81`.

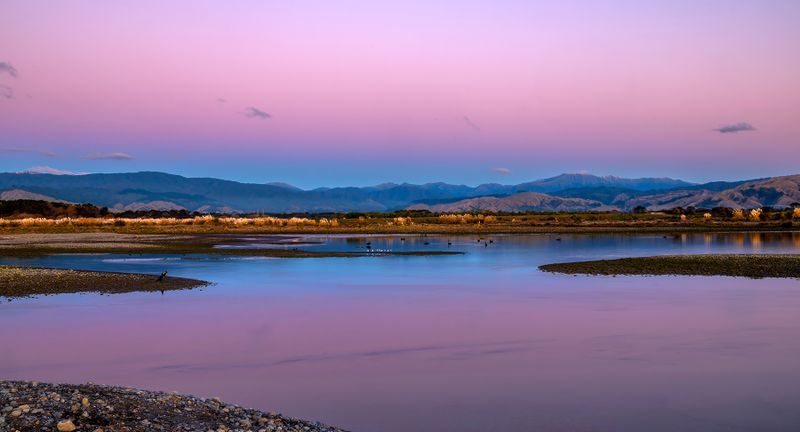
0;381;348;432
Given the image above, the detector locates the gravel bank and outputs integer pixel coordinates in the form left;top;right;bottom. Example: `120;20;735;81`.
1;381;348;432
0;266;209;299
539;254;800;279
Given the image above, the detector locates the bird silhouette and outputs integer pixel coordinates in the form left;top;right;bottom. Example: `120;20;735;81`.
156;270;168;282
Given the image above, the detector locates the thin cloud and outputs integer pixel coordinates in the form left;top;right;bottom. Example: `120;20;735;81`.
244;106;271;119
216;98;227;103
1;147;56;157
715;122;756;134
87;152;134;160
494;167;512;175
0;84;13;99
462;116;480;132
0;61;18;78
18;166;89;176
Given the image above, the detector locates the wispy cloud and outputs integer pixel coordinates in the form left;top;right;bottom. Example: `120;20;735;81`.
0;84;13;99
216;98;227;103
243;106;271;119
86;152;134;160
1;147;56;157
462;116;480;132
494;167;511;175
0;62;18;78
18;166;89;175
715;122;756;134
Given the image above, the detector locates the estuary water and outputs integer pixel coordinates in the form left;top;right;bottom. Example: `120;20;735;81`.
2;233;800;431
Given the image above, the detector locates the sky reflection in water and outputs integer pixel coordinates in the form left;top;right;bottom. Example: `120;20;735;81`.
2;233;800;432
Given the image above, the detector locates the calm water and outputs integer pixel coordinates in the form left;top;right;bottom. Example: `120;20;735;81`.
2;233;800;431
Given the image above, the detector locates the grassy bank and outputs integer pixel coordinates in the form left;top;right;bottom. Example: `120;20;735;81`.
539;254;800;279
0;266;209;298
0;213;795;235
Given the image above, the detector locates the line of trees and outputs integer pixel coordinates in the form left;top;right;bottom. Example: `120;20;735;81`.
0;200;109;218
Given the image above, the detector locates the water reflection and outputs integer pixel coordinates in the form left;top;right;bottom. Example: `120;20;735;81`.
1;233;800;432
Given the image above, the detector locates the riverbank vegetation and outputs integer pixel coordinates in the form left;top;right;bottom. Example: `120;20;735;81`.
1;199;798;234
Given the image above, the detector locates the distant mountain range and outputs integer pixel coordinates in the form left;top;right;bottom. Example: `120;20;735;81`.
0;171;797;213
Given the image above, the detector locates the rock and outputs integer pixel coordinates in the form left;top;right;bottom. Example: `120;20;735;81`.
57;419;77;431
1;380;347;432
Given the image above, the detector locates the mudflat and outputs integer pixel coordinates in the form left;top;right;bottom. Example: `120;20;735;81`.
0;233;462;258
0;266;209;298
540;254;800;279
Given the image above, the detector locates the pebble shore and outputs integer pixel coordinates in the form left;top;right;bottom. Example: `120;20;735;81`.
0;266;209;299
539;254;800;279
1;381;348;432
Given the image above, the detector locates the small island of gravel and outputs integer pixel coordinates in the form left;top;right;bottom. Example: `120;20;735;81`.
0;266;209;299
0;380;347;432
539;254;800;279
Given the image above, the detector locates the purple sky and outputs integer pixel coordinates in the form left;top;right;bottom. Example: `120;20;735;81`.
1;0;799;188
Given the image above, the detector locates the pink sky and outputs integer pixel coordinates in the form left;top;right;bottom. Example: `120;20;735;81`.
1;0;799;187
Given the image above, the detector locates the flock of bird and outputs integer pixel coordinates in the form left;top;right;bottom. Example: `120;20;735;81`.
363;235;508;252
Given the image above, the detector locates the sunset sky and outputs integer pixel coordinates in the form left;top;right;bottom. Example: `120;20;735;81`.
1;0;799;188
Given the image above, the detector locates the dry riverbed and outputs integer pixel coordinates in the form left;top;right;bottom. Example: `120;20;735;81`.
0;266;209;299
540;254;800;279
1;380;347;432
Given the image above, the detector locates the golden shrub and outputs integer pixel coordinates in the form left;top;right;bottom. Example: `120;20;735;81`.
392;217;412;226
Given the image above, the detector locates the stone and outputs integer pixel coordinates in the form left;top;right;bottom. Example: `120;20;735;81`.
57;419;77;431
